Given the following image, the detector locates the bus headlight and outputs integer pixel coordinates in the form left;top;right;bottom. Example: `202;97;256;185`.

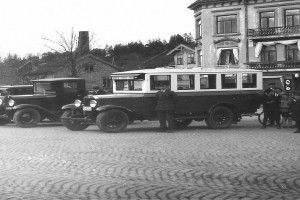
8;99;15;106
90;100;97;108
74;99;82;107
0;99;2;105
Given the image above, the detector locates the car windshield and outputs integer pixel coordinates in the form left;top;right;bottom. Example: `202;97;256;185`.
34;82;55;93
0;89;8;96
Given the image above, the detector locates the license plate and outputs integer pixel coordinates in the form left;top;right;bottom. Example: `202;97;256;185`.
83;106;92;111
6;107;13;110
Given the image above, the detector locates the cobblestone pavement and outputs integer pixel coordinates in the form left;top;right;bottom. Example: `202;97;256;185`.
0;117;299;200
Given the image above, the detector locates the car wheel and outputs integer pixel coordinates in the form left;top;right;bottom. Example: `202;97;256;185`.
96;110;129;133
13;108;41;128
206;106;234;129
0;119;10;126
61;110;89;131
174;119;193;128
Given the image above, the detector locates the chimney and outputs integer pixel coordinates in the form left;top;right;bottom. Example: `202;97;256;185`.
78;31;89;55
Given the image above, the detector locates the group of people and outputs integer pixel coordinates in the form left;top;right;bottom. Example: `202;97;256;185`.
262;83;300;133
156;82;300;133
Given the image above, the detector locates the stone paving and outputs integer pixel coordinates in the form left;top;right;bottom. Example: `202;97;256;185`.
0;118;299;200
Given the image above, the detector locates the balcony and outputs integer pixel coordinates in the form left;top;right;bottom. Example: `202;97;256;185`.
248;26;300;39
247;61;300;71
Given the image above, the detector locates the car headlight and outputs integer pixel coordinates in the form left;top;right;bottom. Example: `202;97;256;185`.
74;99;82;107
90;100;97;108
0;99;2;105
8;99;15;106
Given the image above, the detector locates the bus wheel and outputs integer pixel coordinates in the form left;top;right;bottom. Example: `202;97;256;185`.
206;106;234;129
13;108;41;128
61;110;89;131
174;119;193;128
96;110;129;133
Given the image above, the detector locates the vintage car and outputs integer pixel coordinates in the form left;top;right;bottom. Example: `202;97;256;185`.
0;85;33;96
61;67;263;133
0;78;86;127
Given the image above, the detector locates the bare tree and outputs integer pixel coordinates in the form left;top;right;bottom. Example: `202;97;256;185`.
43;28;96;77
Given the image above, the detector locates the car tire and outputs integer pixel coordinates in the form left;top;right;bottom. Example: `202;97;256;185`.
13;108;41;128
96;109;129;133
206;106;234;129
61;110;89;131
174;119;193;128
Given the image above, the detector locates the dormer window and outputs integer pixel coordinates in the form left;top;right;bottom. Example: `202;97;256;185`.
188;53;195;64
176;54;183;65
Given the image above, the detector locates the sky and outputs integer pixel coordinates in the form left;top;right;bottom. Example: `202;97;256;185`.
0;0;195;58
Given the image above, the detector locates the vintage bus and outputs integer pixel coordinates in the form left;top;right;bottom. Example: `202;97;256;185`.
61;67;263;132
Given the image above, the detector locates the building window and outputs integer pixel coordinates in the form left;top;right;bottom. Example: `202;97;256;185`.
197;19;202;38
84;63;95;73
217;15;237;34
177;74;195;90
187;53;195;64
261;46;277;62
285;9;300;27
218;49;238;65
176;54;183;65
260;11;275;28
286;44;300;61
198;50;202;67
103;78;111;88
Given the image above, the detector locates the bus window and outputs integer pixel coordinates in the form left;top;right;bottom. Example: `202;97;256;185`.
242;73;257;88
200;74;216;89
177;74;195;90
150;75;171;90
221;74;237;89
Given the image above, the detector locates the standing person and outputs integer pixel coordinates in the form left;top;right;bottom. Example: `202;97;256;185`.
264;83;276;125
273;88;282;129
291;95;300;133
156;85;178;133
280;93;293;128
262;89;276;128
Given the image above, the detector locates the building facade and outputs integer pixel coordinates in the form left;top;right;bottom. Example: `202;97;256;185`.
188;0;300;90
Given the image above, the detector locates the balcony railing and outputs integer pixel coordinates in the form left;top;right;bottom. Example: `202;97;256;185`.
248;26;300;37
247;61;300;70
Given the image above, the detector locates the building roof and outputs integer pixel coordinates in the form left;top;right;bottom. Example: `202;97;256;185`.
166;44;195;55
32;78;85;82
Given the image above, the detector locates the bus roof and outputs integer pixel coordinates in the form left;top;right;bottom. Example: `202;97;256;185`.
111;67;262;76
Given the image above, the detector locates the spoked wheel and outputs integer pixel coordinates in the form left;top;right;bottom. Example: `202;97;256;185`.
205;106;234;129
258;111;264;125
174;119;193;128
13;108;41;128
61;110;89;131
96;109;129;133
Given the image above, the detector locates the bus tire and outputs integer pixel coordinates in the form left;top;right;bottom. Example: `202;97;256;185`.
96;109;129;133
206;106;234;129
174;119;193;128
61;110;89;131
13;108;41;128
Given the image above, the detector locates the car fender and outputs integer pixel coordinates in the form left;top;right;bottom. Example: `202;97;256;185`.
62;104;77;111
208;101;238;115
96;105;135;118
13;104;58;119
